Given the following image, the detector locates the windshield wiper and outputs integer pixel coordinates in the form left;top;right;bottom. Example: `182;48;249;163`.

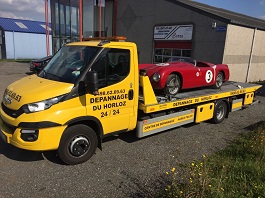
46;72;62;80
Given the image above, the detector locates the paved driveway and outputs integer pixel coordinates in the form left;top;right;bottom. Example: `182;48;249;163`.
0;62;265;197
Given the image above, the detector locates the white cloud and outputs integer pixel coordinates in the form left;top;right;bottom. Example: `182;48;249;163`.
0;11;33;20
259;15;265;20
0;0;46;21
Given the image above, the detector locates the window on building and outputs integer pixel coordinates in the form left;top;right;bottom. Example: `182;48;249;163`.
51;0;113;53
15;22;28;29
40;24;52;31
154;48;191;63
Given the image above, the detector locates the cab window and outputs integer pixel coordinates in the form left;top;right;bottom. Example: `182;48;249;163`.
90;48;130;88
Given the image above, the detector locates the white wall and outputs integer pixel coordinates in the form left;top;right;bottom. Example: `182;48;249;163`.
5;31;52;59
223;24;265;82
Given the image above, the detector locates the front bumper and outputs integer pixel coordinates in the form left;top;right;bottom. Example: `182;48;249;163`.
0;116;67;151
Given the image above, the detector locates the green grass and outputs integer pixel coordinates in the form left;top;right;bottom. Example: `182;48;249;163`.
156;123;265;198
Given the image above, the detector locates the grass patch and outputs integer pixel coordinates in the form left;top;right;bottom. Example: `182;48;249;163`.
156;123;265;198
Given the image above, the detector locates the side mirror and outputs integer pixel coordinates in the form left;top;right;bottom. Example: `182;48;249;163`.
85;71;99;95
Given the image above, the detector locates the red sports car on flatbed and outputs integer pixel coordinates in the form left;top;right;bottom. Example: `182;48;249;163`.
139;59;229;96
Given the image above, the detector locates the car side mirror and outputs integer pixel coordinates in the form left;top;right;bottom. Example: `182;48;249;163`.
85;71;99;95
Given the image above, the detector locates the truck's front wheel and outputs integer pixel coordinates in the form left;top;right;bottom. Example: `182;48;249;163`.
57;124;98;165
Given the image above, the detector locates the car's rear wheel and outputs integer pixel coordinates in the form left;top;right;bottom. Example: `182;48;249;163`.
164;74;181;96
213;72;224;89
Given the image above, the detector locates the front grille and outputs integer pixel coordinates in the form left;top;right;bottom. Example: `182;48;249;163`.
1;103;24;118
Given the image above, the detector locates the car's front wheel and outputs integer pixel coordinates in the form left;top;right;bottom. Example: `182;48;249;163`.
164;74;181;96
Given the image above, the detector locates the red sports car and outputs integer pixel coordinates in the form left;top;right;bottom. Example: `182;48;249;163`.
139;59;229;96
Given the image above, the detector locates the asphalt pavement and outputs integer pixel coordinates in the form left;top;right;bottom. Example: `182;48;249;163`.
0;61;265;198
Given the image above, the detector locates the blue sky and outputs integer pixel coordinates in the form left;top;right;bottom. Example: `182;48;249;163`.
0;0;264;21
194;0;265;19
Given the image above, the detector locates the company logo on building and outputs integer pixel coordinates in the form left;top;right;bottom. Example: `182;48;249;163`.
154;25;193;41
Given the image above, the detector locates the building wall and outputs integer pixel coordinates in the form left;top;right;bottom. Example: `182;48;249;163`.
248;29;265;82
5;32;52;59
223;25;265;82
116;0;227;64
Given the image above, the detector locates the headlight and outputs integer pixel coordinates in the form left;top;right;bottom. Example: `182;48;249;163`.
23;95;66;113
152;73;160;82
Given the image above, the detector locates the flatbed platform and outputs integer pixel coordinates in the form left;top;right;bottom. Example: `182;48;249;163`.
139;79;262;113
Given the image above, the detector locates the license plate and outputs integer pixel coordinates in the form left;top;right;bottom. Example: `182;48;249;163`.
0;130;7;143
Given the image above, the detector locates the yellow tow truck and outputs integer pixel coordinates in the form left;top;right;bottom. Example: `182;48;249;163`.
0;37;262;165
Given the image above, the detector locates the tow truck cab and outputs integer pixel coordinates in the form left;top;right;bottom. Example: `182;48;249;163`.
0;38;139;165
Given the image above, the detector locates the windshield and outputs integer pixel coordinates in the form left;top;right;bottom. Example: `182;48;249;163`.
39;45;101;84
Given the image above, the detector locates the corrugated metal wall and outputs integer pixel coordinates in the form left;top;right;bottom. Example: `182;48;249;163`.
5;31;52;59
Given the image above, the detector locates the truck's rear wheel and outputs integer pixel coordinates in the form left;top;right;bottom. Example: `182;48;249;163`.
57;124;98;165
212;100;227;124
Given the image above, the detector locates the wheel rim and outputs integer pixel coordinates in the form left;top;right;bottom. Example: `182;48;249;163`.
168;78;179;95
216;105;225;120
216;73;223;87
69;136;90;157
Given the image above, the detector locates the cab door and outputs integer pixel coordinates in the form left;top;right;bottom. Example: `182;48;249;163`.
86;47;137;135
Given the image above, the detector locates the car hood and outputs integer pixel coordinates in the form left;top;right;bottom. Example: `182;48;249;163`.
3;75;74;110
140;62;185;77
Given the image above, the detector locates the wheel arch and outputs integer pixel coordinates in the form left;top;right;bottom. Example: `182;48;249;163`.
65;116;103;150
218;70;225;81
167;71;183;89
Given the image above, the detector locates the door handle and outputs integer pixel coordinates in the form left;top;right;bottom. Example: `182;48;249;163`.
128;89;134;100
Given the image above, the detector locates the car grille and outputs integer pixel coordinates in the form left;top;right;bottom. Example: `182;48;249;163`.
1;103;24;118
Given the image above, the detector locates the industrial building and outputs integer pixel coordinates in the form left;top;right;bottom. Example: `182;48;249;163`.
50;0;265;82
0;17;52;59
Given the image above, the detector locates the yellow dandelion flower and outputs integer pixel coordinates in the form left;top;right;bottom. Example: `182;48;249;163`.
180;190;183;194
166;172;169;175
191;162;195;166
171;167;176;172
198;172;202;176
208;184;212;187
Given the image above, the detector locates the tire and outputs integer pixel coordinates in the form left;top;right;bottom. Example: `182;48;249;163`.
213;72;224;89
212;100;227;124
164;74;181;96
57;124;98;165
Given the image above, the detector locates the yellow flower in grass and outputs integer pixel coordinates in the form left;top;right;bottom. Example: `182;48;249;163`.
191;162;195;166
171;167;176;172
166;172;169;175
